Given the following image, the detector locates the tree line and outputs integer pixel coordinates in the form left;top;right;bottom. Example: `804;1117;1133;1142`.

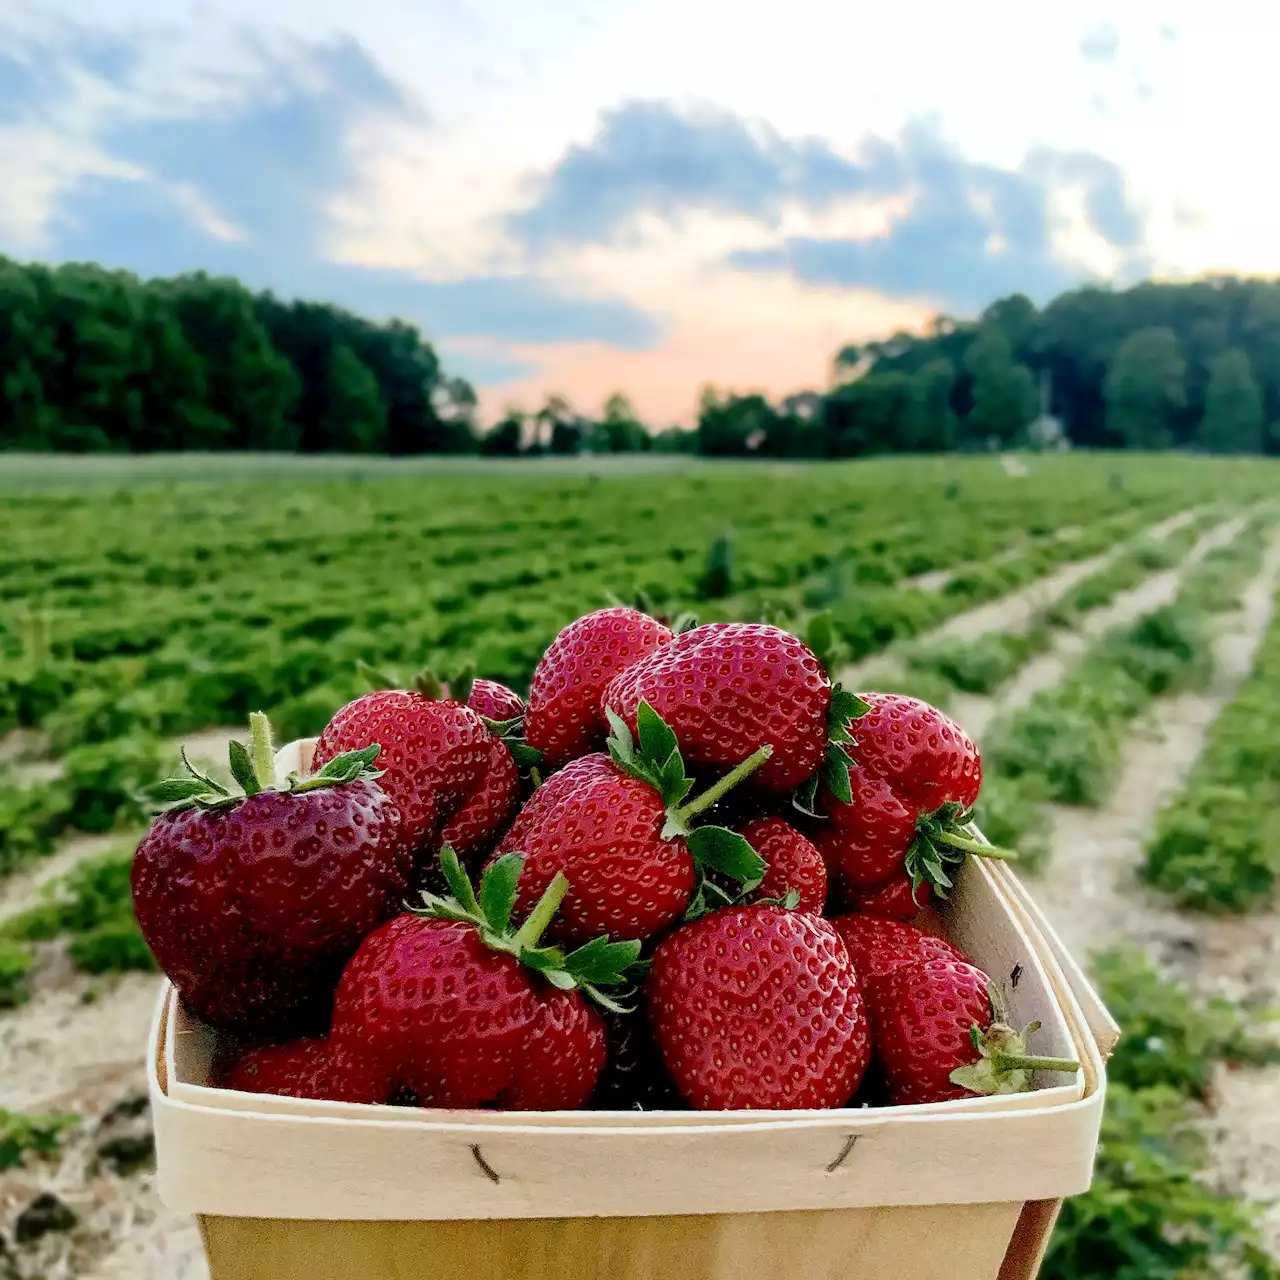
2;256;1279;456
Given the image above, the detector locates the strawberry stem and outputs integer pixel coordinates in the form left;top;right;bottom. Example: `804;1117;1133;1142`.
511;871;570;951
990;1052;1080;1075
675;744;773;823
249;712;276;792
933;829;1017;861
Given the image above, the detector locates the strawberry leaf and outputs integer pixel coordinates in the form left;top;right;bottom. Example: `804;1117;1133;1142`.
227;739;262;796
149;777;216;804
179;748;230;796
478;854;523;934
828;685;869;735
508;741;543;770
686;825;766;883
673;611;700;634
563;936;644;986
823;745;854;805
792;773;822;819
440;845;483;917
636;699;678;765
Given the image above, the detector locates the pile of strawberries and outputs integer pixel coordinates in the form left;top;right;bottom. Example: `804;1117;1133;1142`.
132;607;1077;1112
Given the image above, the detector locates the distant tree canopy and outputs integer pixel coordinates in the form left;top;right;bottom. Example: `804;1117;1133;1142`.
3;257;1280;458
692;277;1280;460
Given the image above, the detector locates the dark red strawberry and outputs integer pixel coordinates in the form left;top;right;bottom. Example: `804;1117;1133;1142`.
589;1009;686;1111
829;914;964;990
218;1037;331;1098
739;816;827;914
500;702;772;944
603;622;849;793
868;957;1078;1105
844;876;929;921
440;735;520;864
132;715;409;1038
467;678;524;722
525;607;673;770
312;682;498;882
330;848;640;1110
813;693;1009;920
646;904;871;1110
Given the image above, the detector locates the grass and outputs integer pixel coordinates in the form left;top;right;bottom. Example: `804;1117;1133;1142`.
0;1110;78;1171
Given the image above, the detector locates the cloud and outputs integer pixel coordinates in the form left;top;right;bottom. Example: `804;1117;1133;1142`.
509;101;1147;315
0;17;660;368
508;99;880;250
1079;23;1119;63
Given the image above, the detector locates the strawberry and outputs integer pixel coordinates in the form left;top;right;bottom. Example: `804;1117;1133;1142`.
646;904;871;1110
867;957;1079;1105
525;607;673;770
812;693;1010;919
738;816;827;914
604;622;854;793
132;714;409;1037
500;702;772;944
218;1037;331;1098
467;678;524;722
330;848;638;1109
439;735;520;864
312;678;503;882
829;914;964;989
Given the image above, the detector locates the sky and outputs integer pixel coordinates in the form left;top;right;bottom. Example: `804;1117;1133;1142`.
0;2;1276;426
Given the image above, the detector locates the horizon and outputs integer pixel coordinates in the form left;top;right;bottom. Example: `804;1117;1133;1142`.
2;3;1275;425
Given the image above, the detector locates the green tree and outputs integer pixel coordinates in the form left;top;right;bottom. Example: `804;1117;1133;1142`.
823;373;911;455
321;344;386;452
904;359;958;451
480;413;523;456
962;327;1037;446
697;388;775;455
1198;349;1264;454
1105;327;1186;449
595;392;647;452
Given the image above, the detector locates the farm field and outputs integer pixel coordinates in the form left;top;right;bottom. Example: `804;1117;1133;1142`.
4;450;1280;1278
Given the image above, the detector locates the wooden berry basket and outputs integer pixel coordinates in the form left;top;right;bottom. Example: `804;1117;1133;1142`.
146;740;1116;1280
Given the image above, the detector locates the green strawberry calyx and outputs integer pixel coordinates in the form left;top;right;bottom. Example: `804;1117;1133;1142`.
793;684;869;818
149;712;383;813
904;801;1018;898
949;984;1080;1096
603;700;770;887
416;846;646;1014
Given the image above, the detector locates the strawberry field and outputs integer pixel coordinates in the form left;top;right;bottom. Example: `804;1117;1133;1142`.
4;450;1280;1278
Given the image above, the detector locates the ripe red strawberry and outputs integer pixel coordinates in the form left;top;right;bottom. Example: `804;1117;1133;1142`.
829;914;964;989
646;904;871;1110
867;957;1078;1105
500;702;772;944
739;816;827;914
312;681;500;882
525;607;673;770
218;1037;330;1098
467;678;524;722
603;622;847;793
440;735;520;864
330;849;638;1109
813;693;1009;919
132;715;409;1037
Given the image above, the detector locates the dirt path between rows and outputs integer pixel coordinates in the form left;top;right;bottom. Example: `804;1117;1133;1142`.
841;507;1201;691
1023;530;1280;1255
952;515;1244;743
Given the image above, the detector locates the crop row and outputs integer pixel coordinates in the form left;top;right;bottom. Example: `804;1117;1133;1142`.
1143;560;1280;913
982;516;1272;812
901;509;1224;698
1043;948;1280;1280
1;481;1199;755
